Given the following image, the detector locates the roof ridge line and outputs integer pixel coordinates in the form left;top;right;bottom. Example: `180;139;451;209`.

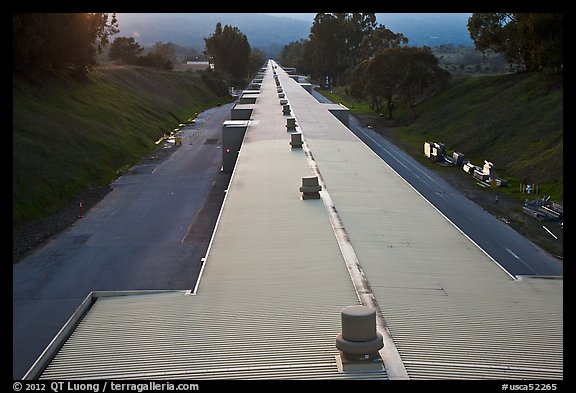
293;107;409;379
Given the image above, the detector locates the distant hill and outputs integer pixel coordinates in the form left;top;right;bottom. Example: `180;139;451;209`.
377;13;473;47
114;13;474;58
115;13;312;58
270;13;475;47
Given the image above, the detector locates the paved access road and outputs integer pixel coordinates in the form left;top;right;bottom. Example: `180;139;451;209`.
13;104;232;379
312;87;563;278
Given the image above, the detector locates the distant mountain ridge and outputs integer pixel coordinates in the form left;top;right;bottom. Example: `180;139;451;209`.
378;13;473;47
115;13;312;58
115;13;474;58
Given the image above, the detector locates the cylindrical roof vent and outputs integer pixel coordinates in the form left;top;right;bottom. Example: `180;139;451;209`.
336;306;383;362
300;176;321;199
290;133;303;149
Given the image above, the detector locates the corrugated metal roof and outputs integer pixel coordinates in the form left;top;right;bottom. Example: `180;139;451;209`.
36;61;562;380
280;68;563;380
42;292;387;380
38;62;388;380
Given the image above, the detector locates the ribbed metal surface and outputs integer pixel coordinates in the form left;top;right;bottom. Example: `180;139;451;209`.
381;277;563;379
42;292;387;380
281;70;563;380
40;63;387;381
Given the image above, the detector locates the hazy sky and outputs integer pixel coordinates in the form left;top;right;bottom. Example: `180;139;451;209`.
265;13;316;21
264;13;475;47
265;13;473;22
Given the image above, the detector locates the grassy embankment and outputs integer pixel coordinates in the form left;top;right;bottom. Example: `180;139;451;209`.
319;72;563;203
13;66;232;228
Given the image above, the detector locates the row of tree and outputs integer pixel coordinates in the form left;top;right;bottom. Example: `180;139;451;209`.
280;13;408;87
13;13;182;76
108;37;177;70
279;13;448;119
108;22;266;87
281;13;563;90
13;13;119;78
279;12;562;119
13;13;263;86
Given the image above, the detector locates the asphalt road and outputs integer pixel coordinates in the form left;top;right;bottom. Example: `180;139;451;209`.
312;88;563;278
12;104;232;379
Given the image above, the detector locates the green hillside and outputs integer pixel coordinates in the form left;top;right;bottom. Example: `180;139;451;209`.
322;72;563;201
13;66;229;227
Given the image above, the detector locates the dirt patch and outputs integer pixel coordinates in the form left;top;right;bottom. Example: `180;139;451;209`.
12;186;112;263
356;114;563;261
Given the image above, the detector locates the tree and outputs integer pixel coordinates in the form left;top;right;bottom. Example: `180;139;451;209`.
151;42;178;66
280;39;310;73
204;22;223;70
349;59;384;111
302;13;407;86
109;39;177;70
248;48;265;78
467;13;562;74
516;13;563;74
307;13;353;87
204;23;251;80
199;69;229;96
13;13;118;78
350;47;450;119
134;52;173;70
394;47;451;118
360;25;409;58
109;36;143;64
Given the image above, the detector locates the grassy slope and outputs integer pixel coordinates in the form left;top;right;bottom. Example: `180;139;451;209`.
321;73;563;201
13;66;229;227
